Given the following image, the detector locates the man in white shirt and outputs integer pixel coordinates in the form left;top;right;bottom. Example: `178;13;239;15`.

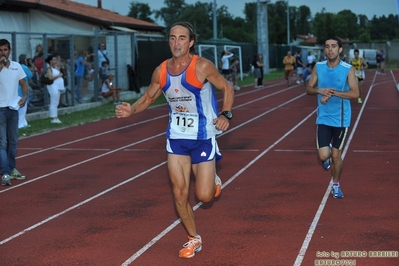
97;42;109;69
0;39;28;185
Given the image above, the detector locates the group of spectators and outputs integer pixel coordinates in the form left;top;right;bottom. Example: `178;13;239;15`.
14;42;122;126
283;50;318;86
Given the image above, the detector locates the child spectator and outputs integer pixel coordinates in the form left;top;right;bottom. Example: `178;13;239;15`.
101;73;121;105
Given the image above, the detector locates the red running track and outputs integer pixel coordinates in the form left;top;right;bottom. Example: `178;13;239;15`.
0;70;398;266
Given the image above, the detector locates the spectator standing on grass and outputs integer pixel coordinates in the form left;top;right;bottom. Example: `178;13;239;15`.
58;58;69;107
252;54;261;88
306;36;359;199
26;58;38;84
283;51;295;86
45;54;64;124
97;43;109;69
74;50;88;103
17;54;33;128
34;51;44;77
295;50;306;84
255;54;265;88
376;51;381;74
0;39;28;186
115;21;234;259
220;50;234;80
33;44;43;62
85;63;95;97
229;58;240;91
307;51;316;67
379;50;385;75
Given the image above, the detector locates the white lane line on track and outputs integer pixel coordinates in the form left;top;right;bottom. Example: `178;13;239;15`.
54;148;111;151
293;70;377;266
121;100;315;265
0;162;166;245
16;115;167;159
274;149;314;152
123;148;261;152
0;133;164;194
353;150;399;153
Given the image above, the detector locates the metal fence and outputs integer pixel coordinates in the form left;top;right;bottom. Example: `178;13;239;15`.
0;30;137;113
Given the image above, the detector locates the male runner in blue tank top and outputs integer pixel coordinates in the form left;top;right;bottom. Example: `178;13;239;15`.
306;36;359;199
115;22;234;258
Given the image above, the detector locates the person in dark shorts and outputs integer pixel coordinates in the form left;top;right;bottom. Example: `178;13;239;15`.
306;36;359;199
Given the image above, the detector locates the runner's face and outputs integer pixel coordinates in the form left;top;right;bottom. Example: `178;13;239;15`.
354;52;359;59
169;26;193;57
324;40;342;61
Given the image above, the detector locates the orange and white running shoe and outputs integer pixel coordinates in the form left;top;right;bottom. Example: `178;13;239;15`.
214;174;222;198
179;235;202;258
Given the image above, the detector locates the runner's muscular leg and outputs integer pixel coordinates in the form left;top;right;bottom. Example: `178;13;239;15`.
317;146;330;162
192;160;216;203
331;147;343;182
168;153;197;237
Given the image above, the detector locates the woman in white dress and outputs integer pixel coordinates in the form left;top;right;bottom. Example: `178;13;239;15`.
45;55;64;123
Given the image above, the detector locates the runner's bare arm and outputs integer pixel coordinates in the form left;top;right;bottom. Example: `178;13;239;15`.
115;66;163;118
333;68;359;100
196;57;234;112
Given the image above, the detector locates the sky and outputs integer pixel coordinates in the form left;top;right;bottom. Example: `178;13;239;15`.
74;0;398;21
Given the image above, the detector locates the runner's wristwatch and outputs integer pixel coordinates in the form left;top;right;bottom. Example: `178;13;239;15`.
221;111;233;120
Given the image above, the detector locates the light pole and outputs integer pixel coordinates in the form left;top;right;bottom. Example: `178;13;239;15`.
213;0;217;40
287;0;290;46
257;0;270;74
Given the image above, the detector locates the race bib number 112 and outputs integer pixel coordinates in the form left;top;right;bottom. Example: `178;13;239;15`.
171;112;199;134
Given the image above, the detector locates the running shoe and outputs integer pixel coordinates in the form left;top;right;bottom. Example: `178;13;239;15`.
214;174;222;198
2;174;11;186
10;168;27;180
331;184;344;198
179;235;202;259
322;158;331;170
358;98;363;104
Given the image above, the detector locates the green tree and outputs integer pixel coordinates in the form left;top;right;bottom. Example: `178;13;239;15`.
336;10;358;39
179;2;213;41
295;5;312;36
313;11;336;44
127;1;154;23
155;0;187;30
268;0;289;44
359;31;371;43
358;14;369;29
